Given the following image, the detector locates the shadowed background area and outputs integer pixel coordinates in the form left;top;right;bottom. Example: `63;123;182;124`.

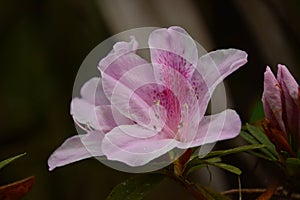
0;0;300;199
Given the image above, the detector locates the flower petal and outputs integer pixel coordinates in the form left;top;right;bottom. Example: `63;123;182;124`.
71;98;132;133
262;66;286;133
109;64;168;132
110;63;202;136
149;26;198;80
102;125;178;166
190;109;241;147
277;64;299;134
80;77;109;105
95;105;133;133
98;37;148;100
98;36;139;72
71;98;100;130
277;64;298;102
149;27;201;120
48;131;104;171
196;49;247;89
193;49;248;115
189;70;210;118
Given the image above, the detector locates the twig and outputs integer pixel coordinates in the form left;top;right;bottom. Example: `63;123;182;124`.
257;181;278;200
237;175;242;200
221;188;267;195
222;187;300;199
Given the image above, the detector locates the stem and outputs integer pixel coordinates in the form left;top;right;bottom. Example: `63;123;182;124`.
221;188;267;195
237;175;242;200
257;181;278;200
174;148;193;176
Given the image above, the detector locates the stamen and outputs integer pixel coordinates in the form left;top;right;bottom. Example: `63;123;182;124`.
85;122;94;132
153;99;160;105
72;115;92;132
181;103;189;119
176;103;189;141
184;103;189;110
153;99;161;119
178;121;184;129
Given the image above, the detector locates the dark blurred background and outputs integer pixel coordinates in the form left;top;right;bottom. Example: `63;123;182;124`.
1;0;300;199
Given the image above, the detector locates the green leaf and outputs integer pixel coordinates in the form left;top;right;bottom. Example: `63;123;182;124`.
186;145;264;176
188;157;222;168
246;124;278;159
195;184;230;200
240;130;260;145
249;101;265;123
240;131;277;160
246;151;275;161
208;162;242;175
204;144;266;158
0;153;26;170
185;157;222;176
105;173;165;200
246;124;274;149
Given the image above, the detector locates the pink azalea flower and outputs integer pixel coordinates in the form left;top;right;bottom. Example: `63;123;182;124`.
48;26;247;170
262;65;299;156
